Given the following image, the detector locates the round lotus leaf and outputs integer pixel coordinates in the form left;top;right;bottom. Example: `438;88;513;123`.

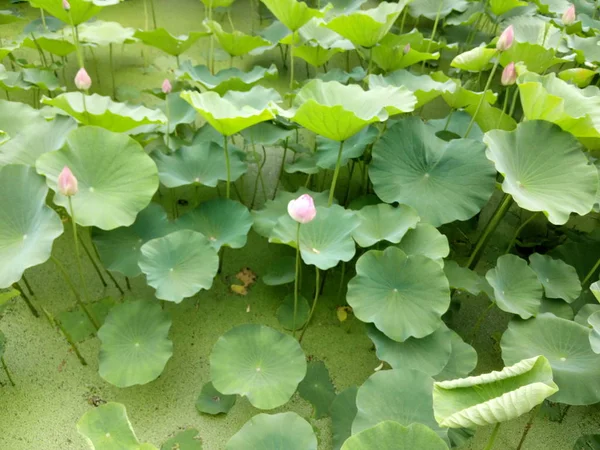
98;300;173;388
260;0;326;31
210;324;307;409
93;203;173;277
367;324;452;376
134;28;210;56
484;120;598;224
396;223;449;267
502;314;600;405
297;360;336;419
370;117;496;226
433;355;558;428
342;422;448;450
195;381;236;415
434;330;478;381
575;304;600;326
409;0;469;19
485;254;543;319
262;255;295;286
443;260;483;295
138;230;219;303
352;203;420;248
331;387;358;450
206;20;271;57
161;429;202;450
178;63;278;96
347;247;450;342
0;165;63;288
180;86;282;136
588;311;600;354
276;294;310;330
451;47;496;72
30;0;117;25
528;253;581;303
58;297;115;343
352;369;444;439
226;412;317;450
78;20;136;46
36;126;159;230
539;297;574;320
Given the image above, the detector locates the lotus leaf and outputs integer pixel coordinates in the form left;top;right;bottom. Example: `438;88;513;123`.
276;293;310;330
195;382;236;415
58;297;115;342
342;422;449;450
490;0;528;15
260;0;327;31
134;28;210;56
262;256;295;286
352;203;419;248
434;331;478;381
410;0;470;19
19;34;75;58
397;223;449;267
331;387;358;450
78;20;137;46
30;0;119;25
315;126;378;170
499;42;564;74
529;253;581;303
443;261;483;295
205;20;271;57
297;360;336;418
161;429;202;450
588;311;600;354
371;33;441;71
451;47;496;72
559;68;596;88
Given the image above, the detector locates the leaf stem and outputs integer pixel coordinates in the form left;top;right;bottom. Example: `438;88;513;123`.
1;356;15;386
67;11;84;69
505;212;539;254
76;231;107;287
292;222;301;338
516;403;541;450
422;0;444;71
328;140;345;206
13;282;39;318
582;257;600;286
223;134;231;199
21;274;35;296
109;44;116;99
484;423;501;450
299;268;320;343
465;54;500;138
496;86;510;128
508;85;520;117
56;318;87;366
289;31;296;90
165;94;171;150
273;138;288;199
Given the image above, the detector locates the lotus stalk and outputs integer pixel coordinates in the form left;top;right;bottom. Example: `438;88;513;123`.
483;423;501;450
223;135;231;198
299;267;319;342
56;316;88;366
1;355;15;386
12;282;39;318
162;79;172;150
328;140;345;206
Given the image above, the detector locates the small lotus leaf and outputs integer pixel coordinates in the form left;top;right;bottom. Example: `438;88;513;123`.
162;93;197;134
331;387;358;450
451;47;496;72
490;0;528;15
178;63;278;95
443;261;483;295
134;28;209;56
262;255;295;286
529;253;581;303
297;360;336;419
58;297;115;343
342;422;448;450
428;110;484;141
276;294;310;330
195;382;236;415
592;281;600;302
352;203;420;248
161;429;202;450
78;20;136;46
18;34;76;57
434;331;478;381
397;223;449;267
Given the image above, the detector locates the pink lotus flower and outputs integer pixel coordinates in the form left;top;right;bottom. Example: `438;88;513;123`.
162;79;172;94
287;194;316;224
562;4;576;25
57;166;78;197
496;25;514;51
501;62;517;86
74;68;91;91
62;0;70;11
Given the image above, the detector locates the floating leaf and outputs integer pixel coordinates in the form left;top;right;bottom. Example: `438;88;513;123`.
178;63;278;95
276;294;310;330
262;255;295;286
331;387;358;450
161;429;202;450
297;360;336;419
397;224;449;267
195;382;236;415
529;253;581;303
434;331;478;381
342;422;448;450
58;297;115;343
352;203;419;248
134;28;209;56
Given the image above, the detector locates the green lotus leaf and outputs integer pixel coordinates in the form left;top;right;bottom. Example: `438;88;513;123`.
260;0;327;31
297;360;336;419
98;300;173;388
370;117;496;226
19;34;77;57
368;70;456;109
352;369;445;439
431;72;497;110
271;205;360;270
226;412;317;450
58;297;115;343
249;20;291;56
397;223;449;267
410;0;469;18
517;72;600;149
539;297;574;320
484;121;598;224
42;93;167;134
317;67;366;83
161;93;197;134
22;68;63;91
331;387;358;450
0;165;63;288
352;203;420;248
506;16;562;49
315;126;378;170
134;28;209;56
325;0;410;48
434;330;478;381
176;198;252;250
294;42;346;67
286;79;416;141
210;324;307;409
177;62;278;95
263;256;295;286
490;0;527;15
138;230;218;303
93;203;173;277
0;65;36;92
592;281;600;302
198;0;236;7
569;35;600;65
433;355;558;428
205;20;271;57
241;121;294;146
195;382;236;415
36;126;158;230
451;47;496;72
588;311;600;354
0;10;23;25
153;141;247;188
342;422;448;450
371;33;440;71
78;20;137;46
276;293;310;330
529;253;581;303
499;43;564;74
77;402;157;450
575;304;600;326
559;68;596;88
181;86;281;136
367;324;452;376
428;111;484;141
443;261;483;295
285;153;320;175
347;247;450;342
0;99;76;167
161;429;201;450
30;0;118;26
502;314;600;405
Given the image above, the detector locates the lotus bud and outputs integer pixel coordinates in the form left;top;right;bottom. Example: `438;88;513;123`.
501;62;517;86
62;0;70;11
562;4;576;25
496;25;514;51
57;166;78;197
287;194;316;224
162;78;172;94
74;68;92;91
403;43;411;54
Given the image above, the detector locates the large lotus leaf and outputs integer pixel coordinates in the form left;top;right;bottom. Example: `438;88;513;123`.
490;0;528;15
331;387;358;450
484;121;598;225
499;43;564;74
195;382;236;415
210;324;307;409
588;311;600;354
134;28;209;56
370;117;496;227
271;205;360;270
502;314;600;405
352;369;445;439
282;17;353;50
569;35;600;65
325;1;409;48
433;355;558;428
30;0;119;25
0;100;76;167
286;80;415;141
36;126;158;230
226;412;317;450
160;429;202;450
443;261;483;295
315;126;378;170
297;360;336;419
347;247;450;342
241;122;294;146
260;0;327;31
451;47;496;72
352;203;419;248
205;20;271;57
342;422;448;450
98;300;173;388
138;230;218;303
177;62;278;95
434;331;478;381
367;324;452;376
181;86;281;136
529;253;581;303
176;198;252;250
410;0;470;19
78;20;137;46
42;93;167;134
93;203;173;277
506;16;562;49
517;72;600;149
397;223;449;267
371;33;440;71
0;165;63;288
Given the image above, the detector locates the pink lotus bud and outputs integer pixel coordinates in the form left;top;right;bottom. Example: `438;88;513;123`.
562;4;576;25
162;78;172;94
501;62;517;86
403;43;411;54
57;166;78;196
287;194;316;224
62;0;70;11
496;25;514;51
74;68;91;91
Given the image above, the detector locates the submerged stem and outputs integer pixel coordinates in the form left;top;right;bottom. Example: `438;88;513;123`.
299;268;320;343
328;140;345;206
292;222;301;338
